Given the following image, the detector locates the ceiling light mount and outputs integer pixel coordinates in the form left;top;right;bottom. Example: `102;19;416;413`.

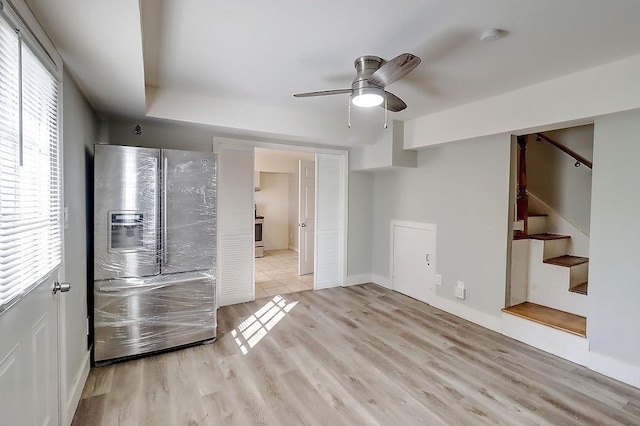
480;29;504;43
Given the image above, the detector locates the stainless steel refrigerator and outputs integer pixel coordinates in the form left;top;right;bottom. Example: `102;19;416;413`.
93;145;217;364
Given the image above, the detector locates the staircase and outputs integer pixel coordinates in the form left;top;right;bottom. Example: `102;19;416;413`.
502;133;590;365
505;212;588;337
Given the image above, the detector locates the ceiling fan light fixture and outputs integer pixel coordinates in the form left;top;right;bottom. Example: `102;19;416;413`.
351;87;384;108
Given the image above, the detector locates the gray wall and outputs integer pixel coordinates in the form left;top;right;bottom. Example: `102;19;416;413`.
527;125;593;234
347;170;373;277
589;109;640;368
370;135;512;317
62;71;97;399
106;119;215;151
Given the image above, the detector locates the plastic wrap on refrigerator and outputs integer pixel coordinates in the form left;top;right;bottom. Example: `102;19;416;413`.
93;145;217;363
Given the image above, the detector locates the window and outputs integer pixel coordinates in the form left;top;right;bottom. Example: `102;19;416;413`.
0;12;61;312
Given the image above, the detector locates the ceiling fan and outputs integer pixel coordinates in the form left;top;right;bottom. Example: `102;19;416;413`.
293;53;421;113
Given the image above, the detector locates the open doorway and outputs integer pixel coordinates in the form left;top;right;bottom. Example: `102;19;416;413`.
254;148;315;299
504;124;593;341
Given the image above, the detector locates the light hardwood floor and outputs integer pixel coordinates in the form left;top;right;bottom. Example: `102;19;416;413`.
73;284;640;425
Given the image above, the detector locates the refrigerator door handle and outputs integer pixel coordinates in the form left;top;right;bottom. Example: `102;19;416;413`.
162;156;168;264
155;156;160;266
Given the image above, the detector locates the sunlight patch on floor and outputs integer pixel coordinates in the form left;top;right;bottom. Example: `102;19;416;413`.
231;295;298;355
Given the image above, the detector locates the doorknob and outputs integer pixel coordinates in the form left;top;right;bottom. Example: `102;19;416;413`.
52;281;71;294
300;223;307;227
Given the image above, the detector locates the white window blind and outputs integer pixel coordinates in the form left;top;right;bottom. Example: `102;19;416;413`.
0;14;61;312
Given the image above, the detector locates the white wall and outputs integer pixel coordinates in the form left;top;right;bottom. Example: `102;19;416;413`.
62;70;97;422
589;109;640;371
371;134;512;318
527;125;593;235
254;173;290;250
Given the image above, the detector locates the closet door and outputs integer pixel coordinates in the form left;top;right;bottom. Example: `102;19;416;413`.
391;222;437;304
315;153;347;289
217;145;255;305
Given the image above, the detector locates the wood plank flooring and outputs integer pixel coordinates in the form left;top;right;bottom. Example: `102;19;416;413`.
72;284;640;426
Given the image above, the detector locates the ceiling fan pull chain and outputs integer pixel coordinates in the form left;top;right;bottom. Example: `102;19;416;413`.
384;93;388;129
348;97;352;128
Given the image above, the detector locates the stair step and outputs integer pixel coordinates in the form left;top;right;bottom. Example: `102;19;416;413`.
502;302;586;337
528;213;548;217
569;282;588;295
544;255;589;267
527;233;571;241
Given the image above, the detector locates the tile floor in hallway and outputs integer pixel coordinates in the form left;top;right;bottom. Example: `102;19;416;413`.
255;249;313;299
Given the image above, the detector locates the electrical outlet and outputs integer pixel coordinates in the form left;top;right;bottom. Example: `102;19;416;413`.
455;281;465;300
436;274;442;286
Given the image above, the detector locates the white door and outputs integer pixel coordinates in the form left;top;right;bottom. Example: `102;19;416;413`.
392;222;436;304
0;273;62;426
315;153;347;289
298;159;315;275
216;144;255;306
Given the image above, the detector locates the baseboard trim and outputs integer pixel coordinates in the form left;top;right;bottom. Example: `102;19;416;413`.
370;274;392;289
431;295;502;333
288;245;298;253
345;274;372;286
63;350;90;426
589;351;640;389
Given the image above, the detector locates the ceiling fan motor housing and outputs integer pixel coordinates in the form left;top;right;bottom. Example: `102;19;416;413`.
352;55;385;92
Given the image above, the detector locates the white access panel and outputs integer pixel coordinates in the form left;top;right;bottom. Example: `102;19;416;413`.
391;221;437;304
315;153;347;289
217;145;255;306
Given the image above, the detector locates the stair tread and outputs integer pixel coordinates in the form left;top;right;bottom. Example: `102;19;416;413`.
569;282;588;295
502;302;586;337
544;255;589;267
527;233;571;240
528;213;549;217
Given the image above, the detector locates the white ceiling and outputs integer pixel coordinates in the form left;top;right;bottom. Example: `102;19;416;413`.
22;0;640;146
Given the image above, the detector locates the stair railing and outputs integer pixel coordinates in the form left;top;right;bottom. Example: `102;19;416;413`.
516;135;528;237
535;133;593;169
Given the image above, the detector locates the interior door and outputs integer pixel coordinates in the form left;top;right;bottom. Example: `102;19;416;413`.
315;153;347;289
162;149;216;275
298;159;315;275
0;271;62;426
392;223;436;304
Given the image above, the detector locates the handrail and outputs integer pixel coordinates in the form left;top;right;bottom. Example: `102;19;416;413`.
516;135;528;237
535;133;593;169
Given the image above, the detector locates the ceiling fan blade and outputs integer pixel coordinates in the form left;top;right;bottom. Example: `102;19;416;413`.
381;91;407;112
293;89;351;98
368;53;421;87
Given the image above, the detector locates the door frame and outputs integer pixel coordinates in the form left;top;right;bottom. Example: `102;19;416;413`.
390;220;437;303
214;137;349;296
